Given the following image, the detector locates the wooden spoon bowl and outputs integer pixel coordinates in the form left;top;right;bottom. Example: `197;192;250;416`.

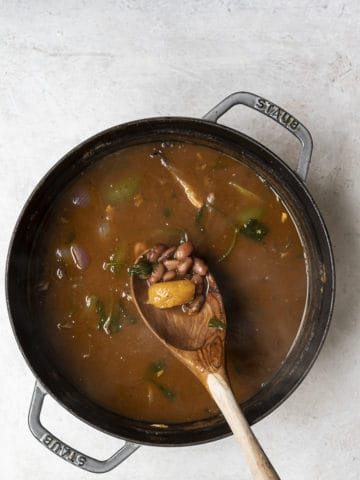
132;269;226;375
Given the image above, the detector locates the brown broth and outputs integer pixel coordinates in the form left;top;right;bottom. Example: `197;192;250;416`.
32;141;307;423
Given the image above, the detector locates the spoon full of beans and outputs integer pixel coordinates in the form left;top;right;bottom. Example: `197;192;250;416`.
130;240;280;480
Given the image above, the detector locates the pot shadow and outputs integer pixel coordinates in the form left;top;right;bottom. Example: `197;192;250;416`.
304;131;358;369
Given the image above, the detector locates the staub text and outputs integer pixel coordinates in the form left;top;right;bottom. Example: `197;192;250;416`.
255;98;299;131
41;434;86;467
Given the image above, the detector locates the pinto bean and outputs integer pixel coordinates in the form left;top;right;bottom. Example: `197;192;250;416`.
147;244;167;263
191;273;203;285
174;241;194;260
195;284;204;296
191;273;204;295
177;257;193;275
158;246;177;262
163;259;179;271
183;295;205;314
149;263;165;284
162;270;176;282
192;257;208;276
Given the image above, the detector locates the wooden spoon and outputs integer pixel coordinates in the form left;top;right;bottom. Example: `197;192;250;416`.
130;259;280;480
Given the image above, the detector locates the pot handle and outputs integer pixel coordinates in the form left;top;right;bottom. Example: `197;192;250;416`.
28;382;140;473
203;92;313;182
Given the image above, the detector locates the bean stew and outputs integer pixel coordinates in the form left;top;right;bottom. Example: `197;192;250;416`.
31;141;307;424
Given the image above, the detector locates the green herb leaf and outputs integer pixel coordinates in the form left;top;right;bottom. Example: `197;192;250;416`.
146;360;176;400
208;316;226;330
157;384;176;399
95;299;107;329
119;301;137;325
107;255;123;273
104;245;128;274
96;299;106;320
128;258;154;277
217;226;239;263
103;303;122;333
109;315;122;332
103;300;138;334
240;218;268;242
149;360;167;374
195;205;205;232
86;294;136;333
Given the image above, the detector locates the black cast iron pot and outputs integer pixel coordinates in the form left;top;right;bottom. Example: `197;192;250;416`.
6;92;335;473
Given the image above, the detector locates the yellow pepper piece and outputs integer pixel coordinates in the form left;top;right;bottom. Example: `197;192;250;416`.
281;212;288;223
147;280;195;309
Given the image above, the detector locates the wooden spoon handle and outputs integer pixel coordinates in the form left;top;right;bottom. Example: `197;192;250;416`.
207;373;280;480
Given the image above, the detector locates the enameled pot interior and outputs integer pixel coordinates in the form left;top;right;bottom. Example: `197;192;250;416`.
6;118;335;446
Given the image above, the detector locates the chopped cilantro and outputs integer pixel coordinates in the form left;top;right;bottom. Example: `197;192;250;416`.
149;360;167;374
95;299;107;328
208;316;226;330
240;218;268;242
157;384;176;399
146;360;176;400
87;296;136;333
128;258;154;278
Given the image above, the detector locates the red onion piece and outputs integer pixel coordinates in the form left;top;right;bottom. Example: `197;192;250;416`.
70;244;90;270
72;189;90;208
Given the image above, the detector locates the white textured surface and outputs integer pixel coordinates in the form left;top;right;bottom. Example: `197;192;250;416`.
0;1;359;478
